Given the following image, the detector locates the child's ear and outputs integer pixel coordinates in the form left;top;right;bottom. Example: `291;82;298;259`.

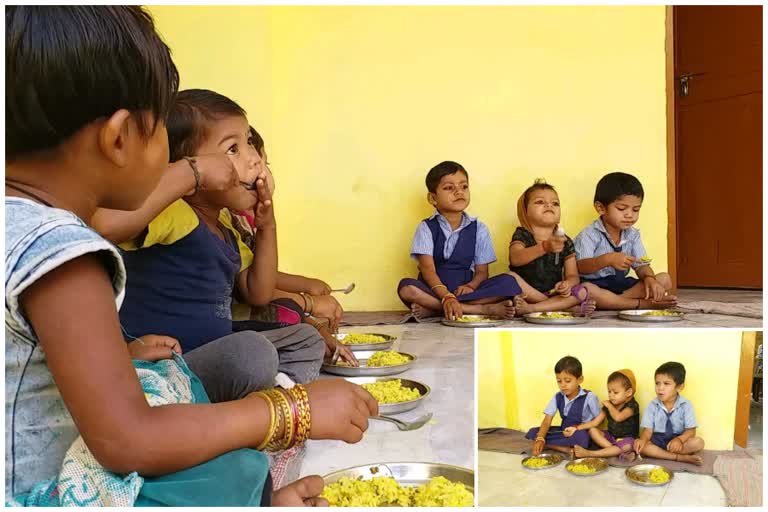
678;382;685;392
594;201;606;215
577;375;584;385
427;192;437;206
97;109;134;168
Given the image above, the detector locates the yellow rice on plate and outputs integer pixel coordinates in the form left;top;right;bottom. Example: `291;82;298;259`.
322;476;473;507
361;379;421;404
522;458;552;468
340;333;389;345
537;312;575;319
648;467;670;483
641;310;681;317
366;351;411;367
567;463;597;474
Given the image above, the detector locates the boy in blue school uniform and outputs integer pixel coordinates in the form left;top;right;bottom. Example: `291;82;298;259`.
574;171;677;310
397;161;520;320
634;362;705;465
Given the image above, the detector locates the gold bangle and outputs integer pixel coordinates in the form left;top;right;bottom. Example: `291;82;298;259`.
289;384;311;444
264;389;291;451
255;392;277;451
441;293;457;305
535;436;545;442
430;284;448;291
300;293;316;316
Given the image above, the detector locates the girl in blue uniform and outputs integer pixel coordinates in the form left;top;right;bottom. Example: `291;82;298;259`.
397;161;520;320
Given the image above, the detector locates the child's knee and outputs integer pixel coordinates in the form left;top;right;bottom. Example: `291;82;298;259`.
687;436;705;451
398;285;419;302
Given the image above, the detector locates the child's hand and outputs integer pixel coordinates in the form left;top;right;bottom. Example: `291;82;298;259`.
633;438;647;455
305;278;331;296
251;172;276;229
319;327;359;367
554;280;571;297
126;335;181;361
563;426;576;438
311;295;343;333
443;297;463;321
303;378;378;442
607;253;638;271
642;276;666;302
190;154;239;194
454;284;475;296
532;439;545;455
666;437;684;454
542;236;565;254
272;475;328;507
602;400;612;408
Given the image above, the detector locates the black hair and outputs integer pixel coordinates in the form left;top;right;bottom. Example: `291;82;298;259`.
249;126;265;157
594;172;644;206
425;161;468;193
6;6;179;161
522;178;557;207
607;371;632;391
655;362;686;385
167;89;246;162
554;356;582;378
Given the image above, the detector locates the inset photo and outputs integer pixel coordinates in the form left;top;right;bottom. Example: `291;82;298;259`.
477;330;762;507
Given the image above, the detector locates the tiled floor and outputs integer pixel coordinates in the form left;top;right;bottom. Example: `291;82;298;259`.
478;450;727;507
300;323;474;479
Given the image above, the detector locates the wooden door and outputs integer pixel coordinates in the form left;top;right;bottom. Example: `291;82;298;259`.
674;6;762;288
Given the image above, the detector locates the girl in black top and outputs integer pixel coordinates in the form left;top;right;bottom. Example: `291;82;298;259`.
508;180;596;316
565;369;641;461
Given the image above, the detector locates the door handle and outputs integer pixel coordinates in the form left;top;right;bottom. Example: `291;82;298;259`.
678;72;707;97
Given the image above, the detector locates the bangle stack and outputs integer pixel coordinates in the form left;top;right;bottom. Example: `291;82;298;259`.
299;292;315;316
254;384;311;451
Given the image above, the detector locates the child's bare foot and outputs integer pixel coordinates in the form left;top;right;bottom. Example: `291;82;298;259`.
513;295;534;316
620;450;636;463
411;303;439;320
676;453;703;466
573;445;590;458
567;299;597;317
639;296;678;309
483;300;516;320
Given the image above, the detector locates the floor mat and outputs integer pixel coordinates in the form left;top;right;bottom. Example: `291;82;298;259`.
340;311;411;326
714;451;762;506
677;301;763;319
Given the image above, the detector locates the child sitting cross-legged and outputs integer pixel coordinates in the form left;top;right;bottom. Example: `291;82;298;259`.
634;362;705;465
398;161;520;321
566;369;641;461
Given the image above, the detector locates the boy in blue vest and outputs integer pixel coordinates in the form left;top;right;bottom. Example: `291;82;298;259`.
398;161;521;320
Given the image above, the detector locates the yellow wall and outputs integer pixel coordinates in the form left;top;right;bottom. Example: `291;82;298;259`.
150;6;668;311
478;330;743;450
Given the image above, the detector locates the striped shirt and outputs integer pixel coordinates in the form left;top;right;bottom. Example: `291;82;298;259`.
574;218;650;280
410;211;496;269
543;388;601;423
640;395;698;434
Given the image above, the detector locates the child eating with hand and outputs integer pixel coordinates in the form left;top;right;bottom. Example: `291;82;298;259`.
566;369;640;461
525;356;601;456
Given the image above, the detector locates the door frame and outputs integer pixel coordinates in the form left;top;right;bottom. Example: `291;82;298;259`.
664;6;678;293
735;331;758;448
